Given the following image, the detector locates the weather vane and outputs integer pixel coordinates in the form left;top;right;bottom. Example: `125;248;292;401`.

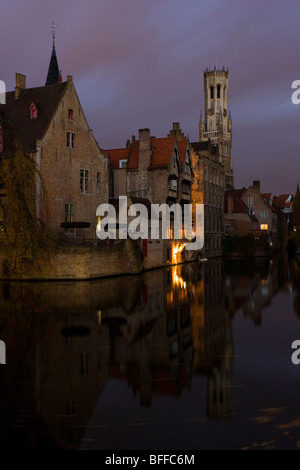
51;21;57;46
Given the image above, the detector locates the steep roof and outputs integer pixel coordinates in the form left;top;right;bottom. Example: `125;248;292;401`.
150;137;175;169
225;190;258;222
177;139;189;167
276;194;291;210
0;82;68;153
127;137;176;170
45;45;60;86
106;148;129;170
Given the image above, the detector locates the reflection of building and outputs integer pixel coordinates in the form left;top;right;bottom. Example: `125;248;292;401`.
189;260;234;420
223;258;280;325
0;281;112;449
108;267;193;406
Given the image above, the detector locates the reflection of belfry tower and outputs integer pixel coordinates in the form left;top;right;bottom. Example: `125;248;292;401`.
206;350;232;420
199;67;234;189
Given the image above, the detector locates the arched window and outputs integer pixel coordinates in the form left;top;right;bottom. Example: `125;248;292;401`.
217;84;221;99
210;86;214;99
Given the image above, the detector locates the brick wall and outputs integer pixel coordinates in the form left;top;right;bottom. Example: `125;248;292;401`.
0;239;142;280
38;77;109;240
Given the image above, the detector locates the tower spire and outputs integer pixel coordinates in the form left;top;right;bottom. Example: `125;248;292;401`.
51;21;56;47
45;22;60;86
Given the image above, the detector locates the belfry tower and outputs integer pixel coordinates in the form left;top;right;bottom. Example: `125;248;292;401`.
199;66;234;189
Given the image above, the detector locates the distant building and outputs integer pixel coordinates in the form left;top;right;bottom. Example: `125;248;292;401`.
224;180;283;250
224;189;259;237
199;67;234;190
273;193;294;237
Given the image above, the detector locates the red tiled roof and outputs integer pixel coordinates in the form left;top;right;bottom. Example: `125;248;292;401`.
150;137;175;169
106;148;129;170
127;137;176;170
276;194;290;209
177;139;188;167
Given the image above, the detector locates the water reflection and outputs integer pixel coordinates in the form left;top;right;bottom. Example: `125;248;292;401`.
0;256;297;449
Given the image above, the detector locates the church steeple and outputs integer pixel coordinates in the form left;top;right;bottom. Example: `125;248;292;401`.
45;22;60;86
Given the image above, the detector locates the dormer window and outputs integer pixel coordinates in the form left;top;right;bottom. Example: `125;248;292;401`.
68;109;73;120
119;159;127;168
30;103;37;119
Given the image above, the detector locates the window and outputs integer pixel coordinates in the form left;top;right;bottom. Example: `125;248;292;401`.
30;102;37;119
80;169;89;193
248;197;254;204
204;167;207;181
210;86;214;99
184;160;190;175
119;159;127;168
182;182;190;195
67;132;75;148
65;203;74;232
260;211;268;218
96;172;100;193
217;102;220;112
260;224;268;231
217;84;221;99
68;109;73;120
169;179;177;191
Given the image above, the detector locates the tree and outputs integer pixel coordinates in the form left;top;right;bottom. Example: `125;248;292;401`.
0;147;53;273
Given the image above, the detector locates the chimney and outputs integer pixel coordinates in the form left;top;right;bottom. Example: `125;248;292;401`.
253;180;260;190
173;122;180;130
138;128;151;171
15;73;26;99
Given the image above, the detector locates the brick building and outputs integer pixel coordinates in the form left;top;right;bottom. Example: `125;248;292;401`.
224;189;259;236
0;42;109;242
106;124;196;267
190;141;224;257
224;181;283;249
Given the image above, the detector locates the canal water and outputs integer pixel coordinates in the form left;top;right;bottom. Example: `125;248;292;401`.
0;256;300;450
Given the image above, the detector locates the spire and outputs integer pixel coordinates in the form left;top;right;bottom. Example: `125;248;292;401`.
45;22;60;86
